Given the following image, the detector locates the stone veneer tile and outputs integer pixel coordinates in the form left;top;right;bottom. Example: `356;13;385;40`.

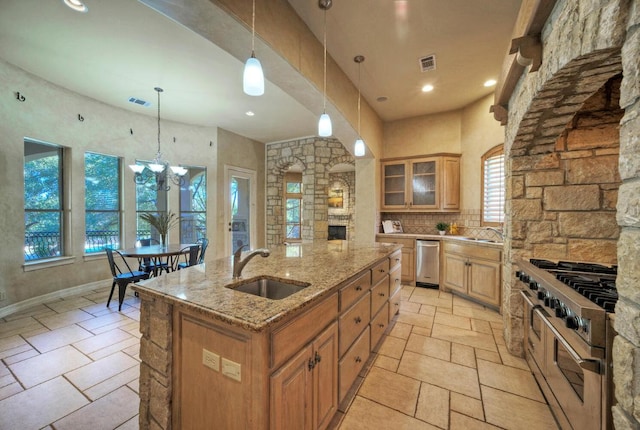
481;386;558;429
338;396;439;430
405;333;451;361
357;367;420;416
398;351;481;399
415;382;449;428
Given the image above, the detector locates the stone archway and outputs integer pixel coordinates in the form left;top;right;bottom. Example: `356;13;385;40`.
267;156;307;246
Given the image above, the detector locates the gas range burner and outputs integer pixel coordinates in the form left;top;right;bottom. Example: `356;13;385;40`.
529;258;617;275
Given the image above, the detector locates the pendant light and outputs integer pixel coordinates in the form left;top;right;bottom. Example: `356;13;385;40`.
243;0;264;96
318;0;332;137
354;55;366;157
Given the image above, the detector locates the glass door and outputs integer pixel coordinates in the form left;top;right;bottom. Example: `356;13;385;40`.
225;166;256;255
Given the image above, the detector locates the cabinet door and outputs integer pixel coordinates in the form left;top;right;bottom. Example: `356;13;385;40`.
271;345;313;430
410;159;439;209
467;258;501;308
400;248;414;284
441;156;460;210
312;322;338;430
442;252;467;294
381;161;408;209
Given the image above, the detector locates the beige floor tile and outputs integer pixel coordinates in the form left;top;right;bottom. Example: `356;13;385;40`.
53;386;139;430
90;318;139;335
482;385;558;429
26;324;93;353
490;320;504;330
477;359;544;402
0;343;33;360
434;312;471;330
65;351;138;391
401;286;415;300
400;301;421;313
89;336;140;361
453;295;485;309
358;367;420;415
415;382;449;428
409;295;453;309
493;328;507;346
411;326;432;337
497;344;529;370
470;318;493;334
405;333;451;361
411;288;440;298
84;365;139;401
452;305;502;323
378;335;407;360
475;348;502;364
431;324;498;352
127;377;140;394
117;415;139;430
374;355;400;372
0;382;23;401
418;304;437;316
80;302;114;316
450;411;501;430
0;374;14;388
0;316;45;338
77;312;133;332
338;396;439;430
37;309;94;330
122;343;140;359
398;351;480;399
389;322;412;339
0;362;8;378
45;297;96;314
0;377;89;429
73;328;133;355
450;392;484;421
2;305;56;322
2;347;40;365
451;343;476;368
10;345;91;388
396;312;433;330
0;335;27;352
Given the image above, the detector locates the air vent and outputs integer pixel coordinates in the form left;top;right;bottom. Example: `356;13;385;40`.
419;54;436;72
128;97;151;107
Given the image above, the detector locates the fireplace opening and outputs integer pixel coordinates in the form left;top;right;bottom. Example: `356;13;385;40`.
328;225;346;240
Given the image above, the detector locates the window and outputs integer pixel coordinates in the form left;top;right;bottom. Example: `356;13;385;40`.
285;172;302;241
24;139;64;261
481;145;505;225
179;166;207;243
85;152;121;253
135;160;168;242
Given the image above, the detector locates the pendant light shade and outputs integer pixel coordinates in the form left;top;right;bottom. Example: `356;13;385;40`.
318;0;332;137
243;0;264;96
354;55;366;157
354;138;365;157
243;55;264;96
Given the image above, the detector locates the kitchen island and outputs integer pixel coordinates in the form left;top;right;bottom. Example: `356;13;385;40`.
132;240;402;430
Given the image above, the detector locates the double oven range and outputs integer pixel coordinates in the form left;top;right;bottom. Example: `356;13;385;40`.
517;258;617;430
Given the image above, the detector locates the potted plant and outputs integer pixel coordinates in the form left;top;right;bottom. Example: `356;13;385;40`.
436;222;450;236
140;211;181;246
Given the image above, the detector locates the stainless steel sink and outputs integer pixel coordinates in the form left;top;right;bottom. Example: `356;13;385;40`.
459;237;498;243
226;277;310;300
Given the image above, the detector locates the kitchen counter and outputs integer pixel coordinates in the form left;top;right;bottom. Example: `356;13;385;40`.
132;240;402;332
376;232;503;248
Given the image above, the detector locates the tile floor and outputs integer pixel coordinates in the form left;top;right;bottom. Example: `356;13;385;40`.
0;283;558;430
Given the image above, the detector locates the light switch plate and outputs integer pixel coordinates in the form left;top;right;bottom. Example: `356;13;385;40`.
202;349;220;371
221;358;241;382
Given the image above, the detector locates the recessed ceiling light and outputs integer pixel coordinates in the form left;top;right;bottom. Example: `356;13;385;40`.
421;84;434;93
484;79;497;87
376;96;388;102
245;111;255;116
63;0;88;13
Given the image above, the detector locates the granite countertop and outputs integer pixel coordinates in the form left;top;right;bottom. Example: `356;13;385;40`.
376;233;503;248
132;241;401;332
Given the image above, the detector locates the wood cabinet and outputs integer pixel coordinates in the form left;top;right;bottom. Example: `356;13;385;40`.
376;236;414;285
442;241;502;309
381;154;460;212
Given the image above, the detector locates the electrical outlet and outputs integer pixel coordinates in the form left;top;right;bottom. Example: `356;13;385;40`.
0;290;5;301
202;349;220;371
221;358;241;382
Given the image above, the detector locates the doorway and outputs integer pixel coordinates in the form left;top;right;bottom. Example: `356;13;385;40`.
224;166;257;255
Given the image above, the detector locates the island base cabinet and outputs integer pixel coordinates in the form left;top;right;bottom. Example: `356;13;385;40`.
271;322;338;430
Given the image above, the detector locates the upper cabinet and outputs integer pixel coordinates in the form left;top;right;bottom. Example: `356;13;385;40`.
381;154;460;212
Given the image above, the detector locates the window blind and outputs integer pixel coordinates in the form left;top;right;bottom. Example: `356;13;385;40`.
483;154;505;224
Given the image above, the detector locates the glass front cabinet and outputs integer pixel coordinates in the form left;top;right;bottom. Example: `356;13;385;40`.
381;154;460;212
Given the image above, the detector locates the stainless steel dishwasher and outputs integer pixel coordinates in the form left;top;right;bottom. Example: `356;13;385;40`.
416;240;439;287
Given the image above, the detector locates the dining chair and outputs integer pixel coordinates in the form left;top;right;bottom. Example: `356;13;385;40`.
138;238;170;276
174;244;200;271
105;247;150;311
196;237;209;264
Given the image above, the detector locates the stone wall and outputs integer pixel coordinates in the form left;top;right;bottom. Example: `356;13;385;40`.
503;0;640;427
266;137;354;246
328;171;356;239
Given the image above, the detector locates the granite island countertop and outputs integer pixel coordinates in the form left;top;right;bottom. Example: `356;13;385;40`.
132;240;401;332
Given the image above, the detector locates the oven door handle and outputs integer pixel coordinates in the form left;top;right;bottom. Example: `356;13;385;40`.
540;311;601;374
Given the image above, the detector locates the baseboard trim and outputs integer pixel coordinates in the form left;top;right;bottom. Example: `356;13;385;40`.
0;279;111;319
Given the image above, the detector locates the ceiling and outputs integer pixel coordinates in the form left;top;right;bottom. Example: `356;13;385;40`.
0;0;521;144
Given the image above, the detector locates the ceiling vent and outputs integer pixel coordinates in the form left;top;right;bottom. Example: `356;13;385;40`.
419;54;436;72
128;97;151;107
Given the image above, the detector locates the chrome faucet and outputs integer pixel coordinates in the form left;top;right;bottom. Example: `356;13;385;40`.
485;227;504;240
233;245;271;279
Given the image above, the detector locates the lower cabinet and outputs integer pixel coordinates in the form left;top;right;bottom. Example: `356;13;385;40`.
376;236;415;285
271;322;338;430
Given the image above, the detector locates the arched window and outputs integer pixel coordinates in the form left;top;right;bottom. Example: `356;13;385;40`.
481;145;505;226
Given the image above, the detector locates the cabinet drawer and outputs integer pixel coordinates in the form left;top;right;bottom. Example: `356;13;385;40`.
389;288;401;320
339;271;371;312
339;326;370;403
339;293;371;356
389;266;402;297
370;276;389;316
271;293;338;369
371;258;390;286
389;250;402;272
443;241;501;262
370;302;389;350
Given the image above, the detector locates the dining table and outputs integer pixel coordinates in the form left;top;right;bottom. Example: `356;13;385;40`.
119;243;199;276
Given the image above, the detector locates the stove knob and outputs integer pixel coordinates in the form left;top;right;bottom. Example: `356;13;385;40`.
537;291;545;300
516;270;522;279
555;307;565;318
529;281;538;291
521;274;530;283
544;297;551;307
566;316;579;330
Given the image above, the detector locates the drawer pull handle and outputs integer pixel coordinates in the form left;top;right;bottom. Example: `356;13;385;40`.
379;293;385;297
379;269;386;273
314;351;321;364
394;302;400;307
395;279;400;285
354;316;362;324
355;356;362;363
395;258;400;262
378;323;385;328
355;286;362;291
308;358;316;371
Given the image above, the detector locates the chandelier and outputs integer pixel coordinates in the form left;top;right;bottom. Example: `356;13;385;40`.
129;87;187;191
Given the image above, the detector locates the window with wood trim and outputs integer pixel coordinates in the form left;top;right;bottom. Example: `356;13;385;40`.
284;172;302;241
481;145;505;226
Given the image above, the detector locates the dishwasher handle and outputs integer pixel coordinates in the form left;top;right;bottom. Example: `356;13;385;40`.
417;241;439;248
